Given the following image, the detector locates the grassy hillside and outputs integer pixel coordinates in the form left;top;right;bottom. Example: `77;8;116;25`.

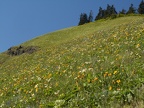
0;16;144;107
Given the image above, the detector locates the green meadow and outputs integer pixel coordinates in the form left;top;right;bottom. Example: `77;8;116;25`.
0;16;144;107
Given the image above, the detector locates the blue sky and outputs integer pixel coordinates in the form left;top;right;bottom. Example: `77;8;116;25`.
0;0;141;52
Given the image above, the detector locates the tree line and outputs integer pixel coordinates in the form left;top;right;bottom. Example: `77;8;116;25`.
78;0;144;25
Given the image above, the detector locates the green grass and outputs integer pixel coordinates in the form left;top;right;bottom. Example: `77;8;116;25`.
0;16;144;108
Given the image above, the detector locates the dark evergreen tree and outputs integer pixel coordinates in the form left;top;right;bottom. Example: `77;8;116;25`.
78;13;84;25
95;7;104;20
126;4;136;14
83;13;88;23
103;4;117;18
95;5;117;20
102;9;106;18
109;5;117;19
105;4;111;17
110;5;117;15
78;13;88;25
88;10;93;22
119;9;126;14
138;0;144;14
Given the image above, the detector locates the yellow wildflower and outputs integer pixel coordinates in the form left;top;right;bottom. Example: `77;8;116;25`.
35;88;38;92
108;73;112;76
55;82;59;87
94;77;98;81
113;71;117;75
136;44;140;48
48;73;52;79
104;72;108;77
92;77;98;82
116;80;121;84
109;86;112;90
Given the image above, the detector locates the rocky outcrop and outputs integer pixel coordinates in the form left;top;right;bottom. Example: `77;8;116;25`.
7;45;38;56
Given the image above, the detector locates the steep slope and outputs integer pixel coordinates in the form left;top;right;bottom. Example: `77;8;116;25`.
0;16;144;107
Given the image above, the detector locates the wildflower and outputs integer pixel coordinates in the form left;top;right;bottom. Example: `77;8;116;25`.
63;70;66;73
31;93;35;97
113;71;117;75
116;80;121;84
104;72;108;77
75;81;79;87
85;61;91;64
88;68;93;71
78;73;85;79
54;90;60;95
136;44;140;48
112;80;115;84
117;88;121;91
110;61;114;65
80;68;87;73
37;76;41;81
92;77;98;82
35;88;38;92
93;77;98;81
55;82;59;87
0;93;3;96
34;84;38;88
109;86;112;90
108;73;112;76
54;100;65;107
48;73;52;79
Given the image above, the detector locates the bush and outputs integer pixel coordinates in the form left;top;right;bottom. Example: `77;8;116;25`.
117;14;126;18
110;14;117;19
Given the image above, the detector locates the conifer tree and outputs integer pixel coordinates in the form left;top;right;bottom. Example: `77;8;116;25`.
119;9;126;14
95;5;117;20
127;4;136;14
88;10;93;22
105;4;111;17
110;5;117;19
110;5;117;15
104;4;117;18
95;7;104;20
138;0;144;14
78;13;88;25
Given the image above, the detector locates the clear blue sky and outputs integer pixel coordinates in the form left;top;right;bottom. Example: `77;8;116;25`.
0;0;141;52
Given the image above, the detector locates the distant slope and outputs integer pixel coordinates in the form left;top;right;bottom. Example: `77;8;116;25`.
0;16;144;107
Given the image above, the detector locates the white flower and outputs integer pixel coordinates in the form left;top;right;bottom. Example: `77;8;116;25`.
54;100;65;107
37;76;41;81
80;68;87;73
88;68;93;71
85;61;91;64
34;84;38;88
